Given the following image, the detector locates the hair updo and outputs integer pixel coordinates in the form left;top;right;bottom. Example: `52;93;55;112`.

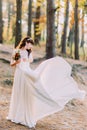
17;36;34;49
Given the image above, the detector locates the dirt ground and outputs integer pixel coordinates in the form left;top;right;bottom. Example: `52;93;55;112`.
0;44;87;130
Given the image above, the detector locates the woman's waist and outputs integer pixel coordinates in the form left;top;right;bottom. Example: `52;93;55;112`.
16;61;30;68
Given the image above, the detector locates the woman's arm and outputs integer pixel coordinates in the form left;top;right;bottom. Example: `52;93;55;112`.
10;49;21;67
10;59;21;67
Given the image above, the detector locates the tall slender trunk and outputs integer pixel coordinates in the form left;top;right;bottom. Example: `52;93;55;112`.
0;0;3;43
46;0;56;59
81;10;84;47
80;10;85;59
56;0;60;47
27;0;32;36
15;0;22;48
61;0;69;54
11;2;16;38
74;0;79;59
34;0;41;44
68;25;74;56
7;1;11;38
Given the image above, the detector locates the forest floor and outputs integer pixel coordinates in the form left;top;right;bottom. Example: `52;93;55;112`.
0;44;87;130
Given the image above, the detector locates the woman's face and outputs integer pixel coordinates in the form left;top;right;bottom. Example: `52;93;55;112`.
25;41;33;50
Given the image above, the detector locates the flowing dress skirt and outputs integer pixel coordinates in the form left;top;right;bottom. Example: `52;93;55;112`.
7;56;86;128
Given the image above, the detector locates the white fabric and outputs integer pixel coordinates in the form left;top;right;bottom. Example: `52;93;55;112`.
7;49;86;128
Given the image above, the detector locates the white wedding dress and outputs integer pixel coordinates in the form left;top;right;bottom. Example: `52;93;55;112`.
7;49;86;128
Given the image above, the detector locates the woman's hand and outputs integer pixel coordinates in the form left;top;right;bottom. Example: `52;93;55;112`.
16;59;21;64
10;59;21;66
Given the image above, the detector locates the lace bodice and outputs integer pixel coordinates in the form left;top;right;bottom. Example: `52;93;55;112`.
20;50;33;61
20;49;28;59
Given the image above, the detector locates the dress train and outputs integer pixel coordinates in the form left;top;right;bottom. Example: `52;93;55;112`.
7;55;86;128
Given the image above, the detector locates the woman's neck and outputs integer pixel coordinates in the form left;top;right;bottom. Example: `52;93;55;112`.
21;47;25;50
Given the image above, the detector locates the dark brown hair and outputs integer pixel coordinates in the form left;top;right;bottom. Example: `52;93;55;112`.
17;36;34;49
17;36;34;57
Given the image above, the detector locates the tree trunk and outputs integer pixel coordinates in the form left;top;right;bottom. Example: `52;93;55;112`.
0;0;3;44
61;0;69;54
11;2;16;38
7;0;11;38
46;0;56;59
56;0;60;47
74;0;79;59
15;0;22;48
34;1;41;45
67;25;74;56
80;10;85;59
27;0;32;36
80;10;84;47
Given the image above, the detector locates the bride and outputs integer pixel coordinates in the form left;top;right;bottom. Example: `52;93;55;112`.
7;36;86;128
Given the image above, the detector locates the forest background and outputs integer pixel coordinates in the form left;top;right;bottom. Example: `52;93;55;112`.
0;0;87;60
0;0;87;129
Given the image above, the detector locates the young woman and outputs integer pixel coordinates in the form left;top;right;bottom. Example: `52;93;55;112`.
7;36;86;129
